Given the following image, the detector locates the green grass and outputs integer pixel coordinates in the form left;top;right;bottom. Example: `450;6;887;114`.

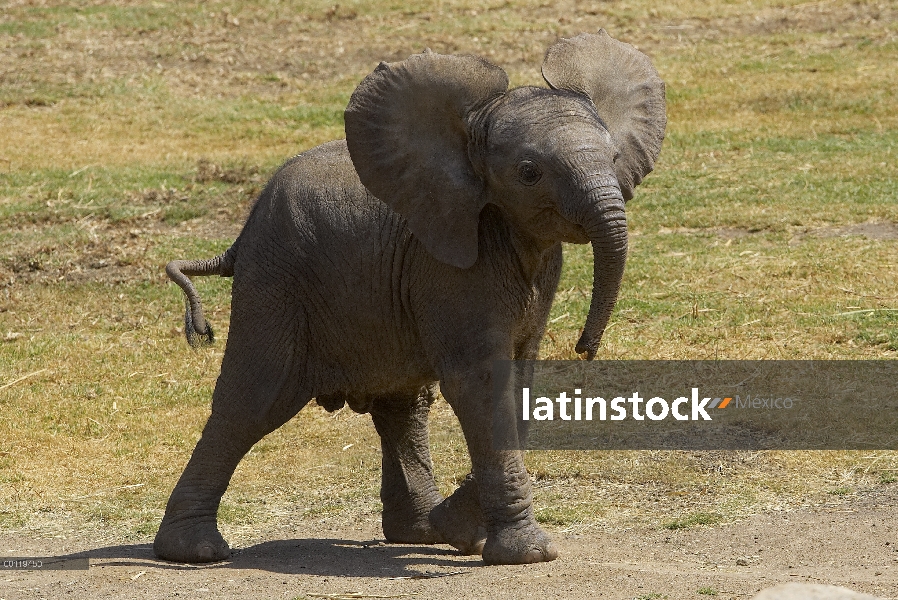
664;512;724;530
1;0;897;541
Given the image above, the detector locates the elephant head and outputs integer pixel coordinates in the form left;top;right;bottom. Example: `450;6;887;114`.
345;30;666;359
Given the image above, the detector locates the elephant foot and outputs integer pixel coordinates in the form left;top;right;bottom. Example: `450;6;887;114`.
153;516;230;563
382;491;445;544
482;520;558;565
382;510;445;545
428;474;487;555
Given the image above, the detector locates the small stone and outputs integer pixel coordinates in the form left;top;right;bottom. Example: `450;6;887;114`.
736;558;750;566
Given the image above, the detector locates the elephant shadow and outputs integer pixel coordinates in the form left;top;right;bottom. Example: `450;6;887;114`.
64;538;481;577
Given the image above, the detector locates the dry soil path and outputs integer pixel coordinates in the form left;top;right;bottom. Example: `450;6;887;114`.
2;487;897;599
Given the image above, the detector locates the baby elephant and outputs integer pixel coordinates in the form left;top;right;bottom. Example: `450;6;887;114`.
154;30;666;565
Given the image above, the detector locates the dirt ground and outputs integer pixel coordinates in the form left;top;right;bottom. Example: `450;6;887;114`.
2;486;896;600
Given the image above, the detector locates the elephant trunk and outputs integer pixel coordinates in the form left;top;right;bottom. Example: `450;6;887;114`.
567;182;628;360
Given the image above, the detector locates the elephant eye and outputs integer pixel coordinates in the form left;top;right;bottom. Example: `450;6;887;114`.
516;160;542;186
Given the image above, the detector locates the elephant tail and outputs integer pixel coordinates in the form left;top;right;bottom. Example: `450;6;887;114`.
165;244;237;348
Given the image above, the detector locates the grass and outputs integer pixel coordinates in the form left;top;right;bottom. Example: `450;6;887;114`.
1;0;897;544
664;512;723;531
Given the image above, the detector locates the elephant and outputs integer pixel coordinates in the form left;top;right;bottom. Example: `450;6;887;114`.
153;29;666;566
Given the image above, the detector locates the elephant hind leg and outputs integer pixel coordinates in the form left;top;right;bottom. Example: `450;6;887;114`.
153;412;256;563
154;276;312;563
370;385;445;545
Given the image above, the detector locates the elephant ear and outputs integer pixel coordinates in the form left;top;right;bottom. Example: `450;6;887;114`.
541;30;666;201
345;52;508;269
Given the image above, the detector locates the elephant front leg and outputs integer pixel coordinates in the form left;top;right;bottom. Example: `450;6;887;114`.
370;385;445;544
441;369;558;565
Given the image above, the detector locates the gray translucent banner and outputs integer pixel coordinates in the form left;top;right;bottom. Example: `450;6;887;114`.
491;361;898;450
1;557;89;570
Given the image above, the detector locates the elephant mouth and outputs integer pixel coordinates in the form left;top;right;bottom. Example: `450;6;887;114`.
559;223;590;244
535;208;590;244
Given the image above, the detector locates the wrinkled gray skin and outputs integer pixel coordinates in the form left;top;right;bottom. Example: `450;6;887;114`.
154;30;666;566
